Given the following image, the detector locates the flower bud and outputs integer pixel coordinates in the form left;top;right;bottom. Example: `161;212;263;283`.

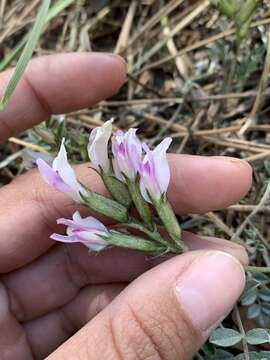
88;119;113;173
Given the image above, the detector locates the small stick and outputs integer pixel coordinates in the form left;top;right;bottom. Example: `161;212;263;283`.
8;137;48;153
231;181;270;241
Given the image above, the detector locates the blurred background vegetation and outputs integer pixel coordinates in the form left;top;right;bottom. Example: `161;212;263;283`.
0;0;270;358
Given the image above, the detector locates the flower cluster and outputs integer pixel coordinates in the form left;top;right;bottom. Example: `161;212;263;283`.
37;121;186;254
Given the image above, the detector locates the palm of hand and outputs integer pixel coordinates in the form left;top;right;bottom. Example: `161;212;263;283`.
0;53;251;360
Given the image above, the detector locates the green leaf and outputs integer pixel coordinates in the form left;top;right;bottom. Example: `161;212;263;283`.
0;0;51;110
210;349;234;359
0;0;75;72
246;328;270;345
259;288;270;302
240;290;257;306
247;304;261;319
210;0;237;18
46;0;75;22
262;303;270;316
235;352;270;360
209;328;242;347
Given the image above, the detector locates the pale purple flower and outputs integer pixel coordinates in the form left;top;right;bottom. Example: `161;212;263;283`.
139;137;172;202
37;139;86;203
51;211;108;251
88;119;113;172
112;128;142;181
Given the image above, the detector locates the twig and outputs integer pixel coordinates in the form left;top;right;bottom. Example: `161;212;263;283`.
239;25;270;136
135;17;270;75
227;204;270;214
132;0;209;71
8;137;48;153
206;211;243;243
234;307;250;360
231;180;270;241
121;0;185;54
114;0;137;54
0;150;23;169
245;150;270;163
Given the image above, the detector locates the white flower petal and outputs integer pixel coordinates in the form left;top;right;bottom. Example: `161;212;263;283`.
88;119;113;172
72;211;108;233
153;138;172;194
52;139;86;202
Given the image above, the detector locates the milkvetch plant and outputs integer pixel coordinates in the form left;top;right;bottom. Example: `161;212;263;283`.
37;120;187;255
210;0;259;45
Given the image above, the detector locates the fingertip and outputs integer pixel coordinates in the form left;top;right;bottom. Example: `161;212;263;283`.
175;250;246;336
218;156;253;198
183;231;249;266
168;155;253;214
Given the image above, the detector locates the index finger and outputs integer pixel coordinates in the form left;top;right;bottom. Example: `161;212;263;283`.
0;52;127;142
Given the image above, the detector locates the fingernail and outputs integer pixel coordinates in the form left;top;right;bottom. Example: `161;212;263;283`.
175;251;245;336
105;53;128;71
218;156;252;172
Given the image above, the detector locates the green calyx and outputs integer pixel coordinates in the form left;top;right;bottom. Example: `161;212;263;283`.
101;169;132;207
126;176;153;230
81;187;128;223
104;231;166;253
152;194;187;252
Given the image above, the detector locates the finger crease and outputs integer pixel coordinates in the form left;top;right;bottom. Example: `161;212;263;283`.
108;316;125;360
1;279;26;322
63;244;88;289
127;303;163;360
23;74;52;116
59;307;77;337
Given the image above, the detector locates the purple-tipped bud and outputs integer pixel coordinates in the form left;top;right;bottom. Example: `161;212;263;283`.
139;138;172;202
51;211;108;251
88;120;113;173
112;128;142;181
37;139;86;203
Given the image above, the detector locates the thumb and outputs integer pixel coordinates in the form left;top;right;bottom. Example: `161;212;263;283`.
48;250;246;360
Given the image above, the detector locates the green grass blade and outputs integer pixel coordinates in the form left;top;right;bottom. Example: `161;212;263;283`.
46;0;75;22
0;0;76;72
0;0;51;110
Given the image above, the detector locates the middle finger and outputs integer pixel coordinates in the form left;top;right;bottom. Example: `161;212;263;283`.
0;155;252;273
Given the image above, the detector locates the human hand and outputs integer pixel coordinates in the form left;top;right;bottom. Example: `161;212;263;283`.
0;53;252;360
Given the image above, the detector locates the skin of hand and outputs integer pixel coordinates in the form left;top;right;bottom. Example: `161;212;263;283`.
0;53;252;360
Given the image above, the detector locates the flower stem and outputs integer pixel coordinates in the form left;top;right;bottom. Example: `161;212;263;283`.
125;220;181;253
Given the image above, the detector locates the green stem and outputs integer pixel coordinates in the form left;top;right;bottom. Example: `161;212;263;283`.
245;266;270;273
124;220;180;252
